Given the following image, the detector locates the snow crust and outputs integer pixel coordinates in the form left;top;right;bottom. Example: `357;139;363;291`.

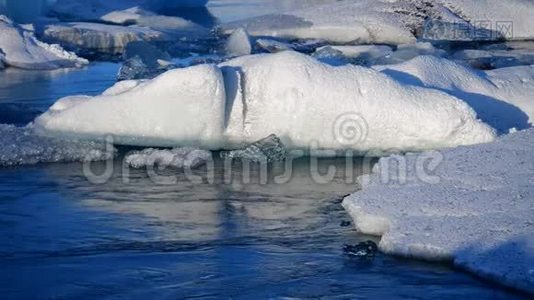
0;124;114;167
377;56;534;133
125;147;211;169
342;128;534;294
34;51;495;152
0;15;88;69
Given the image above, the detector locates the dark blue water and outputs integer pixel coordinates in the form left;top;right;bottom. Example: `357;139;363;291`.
0;156;526;299
0;1;530;298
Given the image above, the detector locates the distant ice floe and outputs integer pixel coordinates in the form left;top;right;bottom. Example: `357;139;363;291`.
125;147;211;169
220;0;534;44
0;124;114;167
34;51;496;153
343;128;534;294
50;0;208;22
41;22;172;56
0;15;88;70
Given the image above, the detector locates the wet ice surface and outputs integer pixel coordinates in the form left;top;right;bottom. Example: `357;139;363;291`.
0;157;527;299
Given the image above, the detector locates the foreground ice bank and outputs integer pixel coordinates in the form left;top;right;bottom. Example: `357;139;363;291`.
34;51;495;152
343;128;534;294
0;16;87;69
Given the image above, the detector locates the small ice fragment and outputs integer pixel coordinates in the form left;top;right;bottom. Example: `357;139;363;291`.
221;134;287;163
125;147;212;169
225;28;251;57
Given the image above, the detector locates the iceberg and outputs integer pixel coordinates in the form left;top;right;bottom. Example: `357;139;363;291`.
342;128;534;294
34;51;496;153
125;147;211;169
0;15;88;70
0;124;114;167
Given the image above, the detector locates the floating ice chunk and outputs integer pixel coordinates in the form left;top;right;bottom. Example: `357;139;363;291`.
125;147;211;169
453;43;534;70
35;63;226;148
255;39;293;53
342;128;534;294
0;124;114;167
378;42;447;65
117;41;174;80
221;134;287;163
377;55;534;132
225;28;251;57
0;15;88;69
101;7;207;36
42;22;171;56
313;45;394;66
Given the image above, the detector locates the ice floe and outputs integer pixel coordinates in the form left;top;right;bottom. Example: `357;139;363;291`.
41;22;171;56
342;128;534;294
0;15;88;69
0;124;114;167
34;51;495;152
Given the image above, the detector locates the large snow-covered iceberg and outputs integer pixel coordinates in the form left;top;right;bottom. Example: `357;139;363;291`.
34;51;495;152
342;128;534;294
221;0;534;44
0;15;88;69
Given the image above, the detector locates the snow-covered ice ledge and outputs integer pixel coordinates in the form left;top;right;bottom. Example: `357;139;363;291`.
342;128;534;294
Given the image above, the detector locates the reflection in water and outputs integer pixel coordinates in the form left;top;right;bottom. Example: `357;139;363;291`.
0;156;525;299
0;63;118;124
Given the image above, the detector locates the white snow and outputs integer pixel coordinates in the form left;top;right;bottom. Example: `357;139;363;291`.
0;15;88;70
125;147;212;169
342;128;534;294
221;0;534;44
225;28;251;57
0;124;114;167
42;22;171;54
35;51;495;152
376;56;534;133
